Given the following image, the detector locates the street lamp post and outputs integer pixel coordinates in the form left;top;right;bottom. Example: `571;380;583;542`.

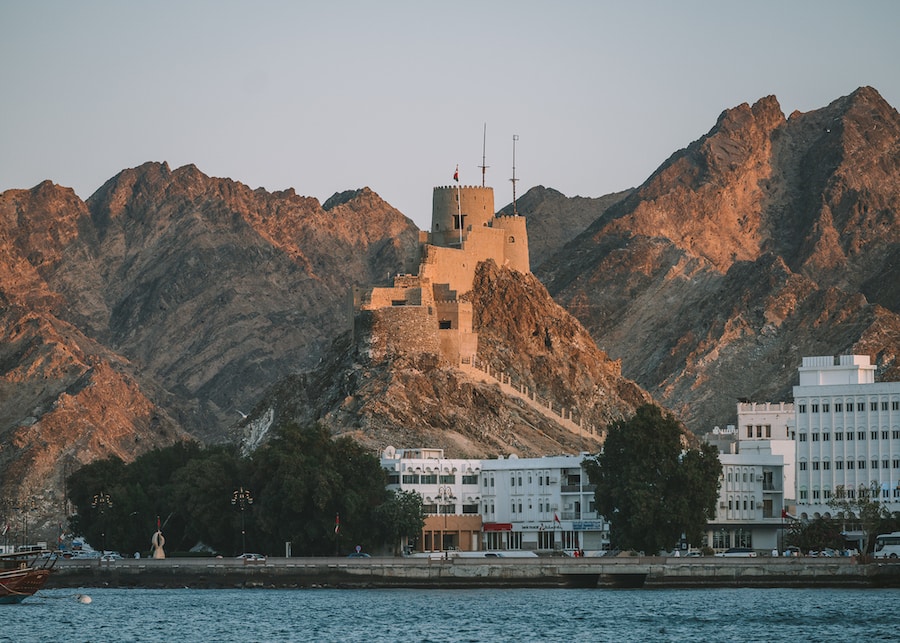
91;492;113;554
231;487;253;554
436;485;455;552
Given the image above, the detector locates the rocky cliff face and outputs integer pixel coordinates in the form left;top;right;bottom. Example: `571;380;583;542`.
0;163;420;538
536;86;900;432
238;260;650;458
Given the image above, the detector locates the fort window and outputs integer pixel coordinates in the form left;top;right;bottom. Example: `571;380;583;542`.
391;300;407;306
438;320;452;330
509;236;515;243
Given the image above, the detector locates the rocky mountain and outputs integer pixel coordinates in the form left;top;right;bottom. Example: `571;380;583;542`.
498;186;633;269
237;259;649;458
1;163;420;537
535;86;900;433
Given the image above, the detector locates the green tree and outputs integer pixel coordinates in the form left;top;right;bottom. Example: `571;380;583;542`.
375;489;425;555
829;482;891;556
248;422;391;556
583;404;721;553
785;516;843;553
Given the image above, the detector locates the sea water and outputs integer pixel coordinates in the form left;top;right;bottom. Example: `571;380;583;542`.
3;587;899;642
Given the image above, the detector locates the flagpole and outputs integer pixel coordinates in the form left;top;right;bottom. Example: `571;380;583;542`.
455;164;462;246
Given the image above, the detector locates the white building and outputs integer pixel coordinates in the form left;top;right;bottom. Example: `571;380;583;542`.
381;446;483;552
480;454;609;553
737;401;796;504
706;443;786;552
792;355;900;519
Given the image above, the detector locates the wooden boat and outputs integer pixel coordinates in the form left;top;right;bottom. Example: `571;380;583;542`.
0;551;55;604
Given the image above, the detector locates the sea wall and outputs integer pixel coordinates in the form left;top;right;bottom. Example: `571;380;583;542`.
45;557;900;590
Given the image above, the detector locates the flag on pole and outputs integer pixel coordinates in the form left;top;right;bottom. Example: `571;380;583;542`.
453;165;459;182
334;512;340;534
554;513;561;526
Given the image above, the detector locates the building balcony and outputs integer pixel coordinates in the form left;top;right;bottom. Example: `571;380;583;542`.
561;484;596;493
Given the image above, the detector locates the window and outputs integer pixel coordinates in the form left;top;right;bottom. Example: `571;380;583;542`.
836;432;843;441
765;425;772;438
871;431;878;441
859;460;866;469
402;474;420;484
439;474;455;484
859;431;866;440
462;475;478;485
812;404;819;413
871;402;878;411
812;433;819;442
883;460;890;470
511;476;516;486
421;474;437;484
847;461;856;469
812;461;820;470
858;402;865;412
883;431;890;440
894;430;900;440
813;490;820;500
438;319;452;329
882;401;889;411
823;432;830;441
746;425;753;438
893;401;899;411
872;460;879;470
824;489;831;500
894;459;900;469
823;461;831;470
847;432;854;441
835;403;843;412
462;504;479;514
799;434;808;442
823;403;830;413
836;460;844;470
799;462;808;471
799;404;807;414
756;425;763;438
800;490;808;500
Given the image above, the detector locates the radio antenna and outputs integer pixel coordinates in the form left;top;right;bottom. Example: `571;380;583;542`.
478;123;489;187
510;134;519;215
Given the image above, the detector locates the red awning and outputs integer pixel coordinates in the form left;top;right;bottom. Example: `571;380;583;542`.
483;523;512;532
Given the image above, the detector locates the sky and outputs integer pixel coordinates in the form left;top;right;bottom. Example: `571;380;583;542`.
2;1;899;231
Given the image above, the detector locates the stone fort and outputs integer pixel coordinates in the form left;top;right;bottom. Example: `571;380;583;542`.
353;182;529;364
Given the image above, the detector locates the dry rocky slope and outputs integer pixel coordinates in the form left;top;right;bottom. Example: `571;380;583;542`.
536;86;900;433
1;163;420;535
239;259;649;458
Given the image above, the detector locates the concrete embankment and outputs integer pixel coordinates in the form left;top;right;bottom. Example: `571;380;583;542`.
45;556;900;590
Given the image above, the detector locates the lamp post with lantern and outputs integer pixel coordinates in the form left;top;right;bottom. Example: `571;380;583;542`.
91;492;112;555
231;487;253;555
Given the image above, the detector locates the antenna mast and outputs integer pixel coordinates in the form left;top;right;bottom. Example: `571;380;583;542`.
510;134;519;216
478;123;489;187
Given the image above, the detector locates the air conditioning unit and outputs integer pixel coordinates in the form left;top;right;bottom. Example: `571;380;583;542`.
756;476;764;481
719;502;727;508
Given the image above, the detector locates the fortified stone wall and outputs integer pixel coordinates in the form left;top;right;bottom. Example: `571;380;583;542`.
356;307;441;360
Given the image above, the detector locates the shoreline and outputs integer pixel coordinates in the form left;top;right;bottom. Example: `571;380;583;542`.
45;556;900;590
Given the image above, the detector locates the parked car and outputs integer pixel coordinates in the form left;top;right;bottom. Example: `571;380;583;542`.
236;553;266;561
715;547;757;557
346;552;371;558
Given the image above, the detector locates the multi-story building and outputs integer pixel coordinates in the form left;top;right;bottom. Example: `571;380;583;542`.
479;454;608;553
792;355;900;519
737;401;796;505
705;443;786;552
381;446;483;553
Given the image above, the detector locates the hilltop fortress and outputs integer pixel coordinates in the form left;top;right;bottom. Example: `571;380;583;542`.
353;183;529;364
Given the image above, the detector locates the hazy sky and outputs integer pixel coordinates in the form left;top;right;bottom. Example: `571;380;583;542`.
2;1;898;230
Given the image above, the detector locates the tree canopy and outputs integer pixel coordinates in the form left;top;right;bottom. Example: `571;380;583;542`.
583;404;721;553
66;422;423;557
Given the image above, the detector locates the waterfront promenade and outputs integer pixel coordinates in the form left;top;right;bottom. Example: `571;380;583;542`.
46;555;900;590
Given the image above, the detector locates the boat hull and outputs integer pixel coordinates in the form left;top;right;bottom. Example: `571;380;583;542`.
0;568;51;603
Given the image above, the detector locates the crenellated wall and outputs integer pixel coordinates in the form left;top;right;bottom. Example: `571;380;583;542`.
430;185;495;247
